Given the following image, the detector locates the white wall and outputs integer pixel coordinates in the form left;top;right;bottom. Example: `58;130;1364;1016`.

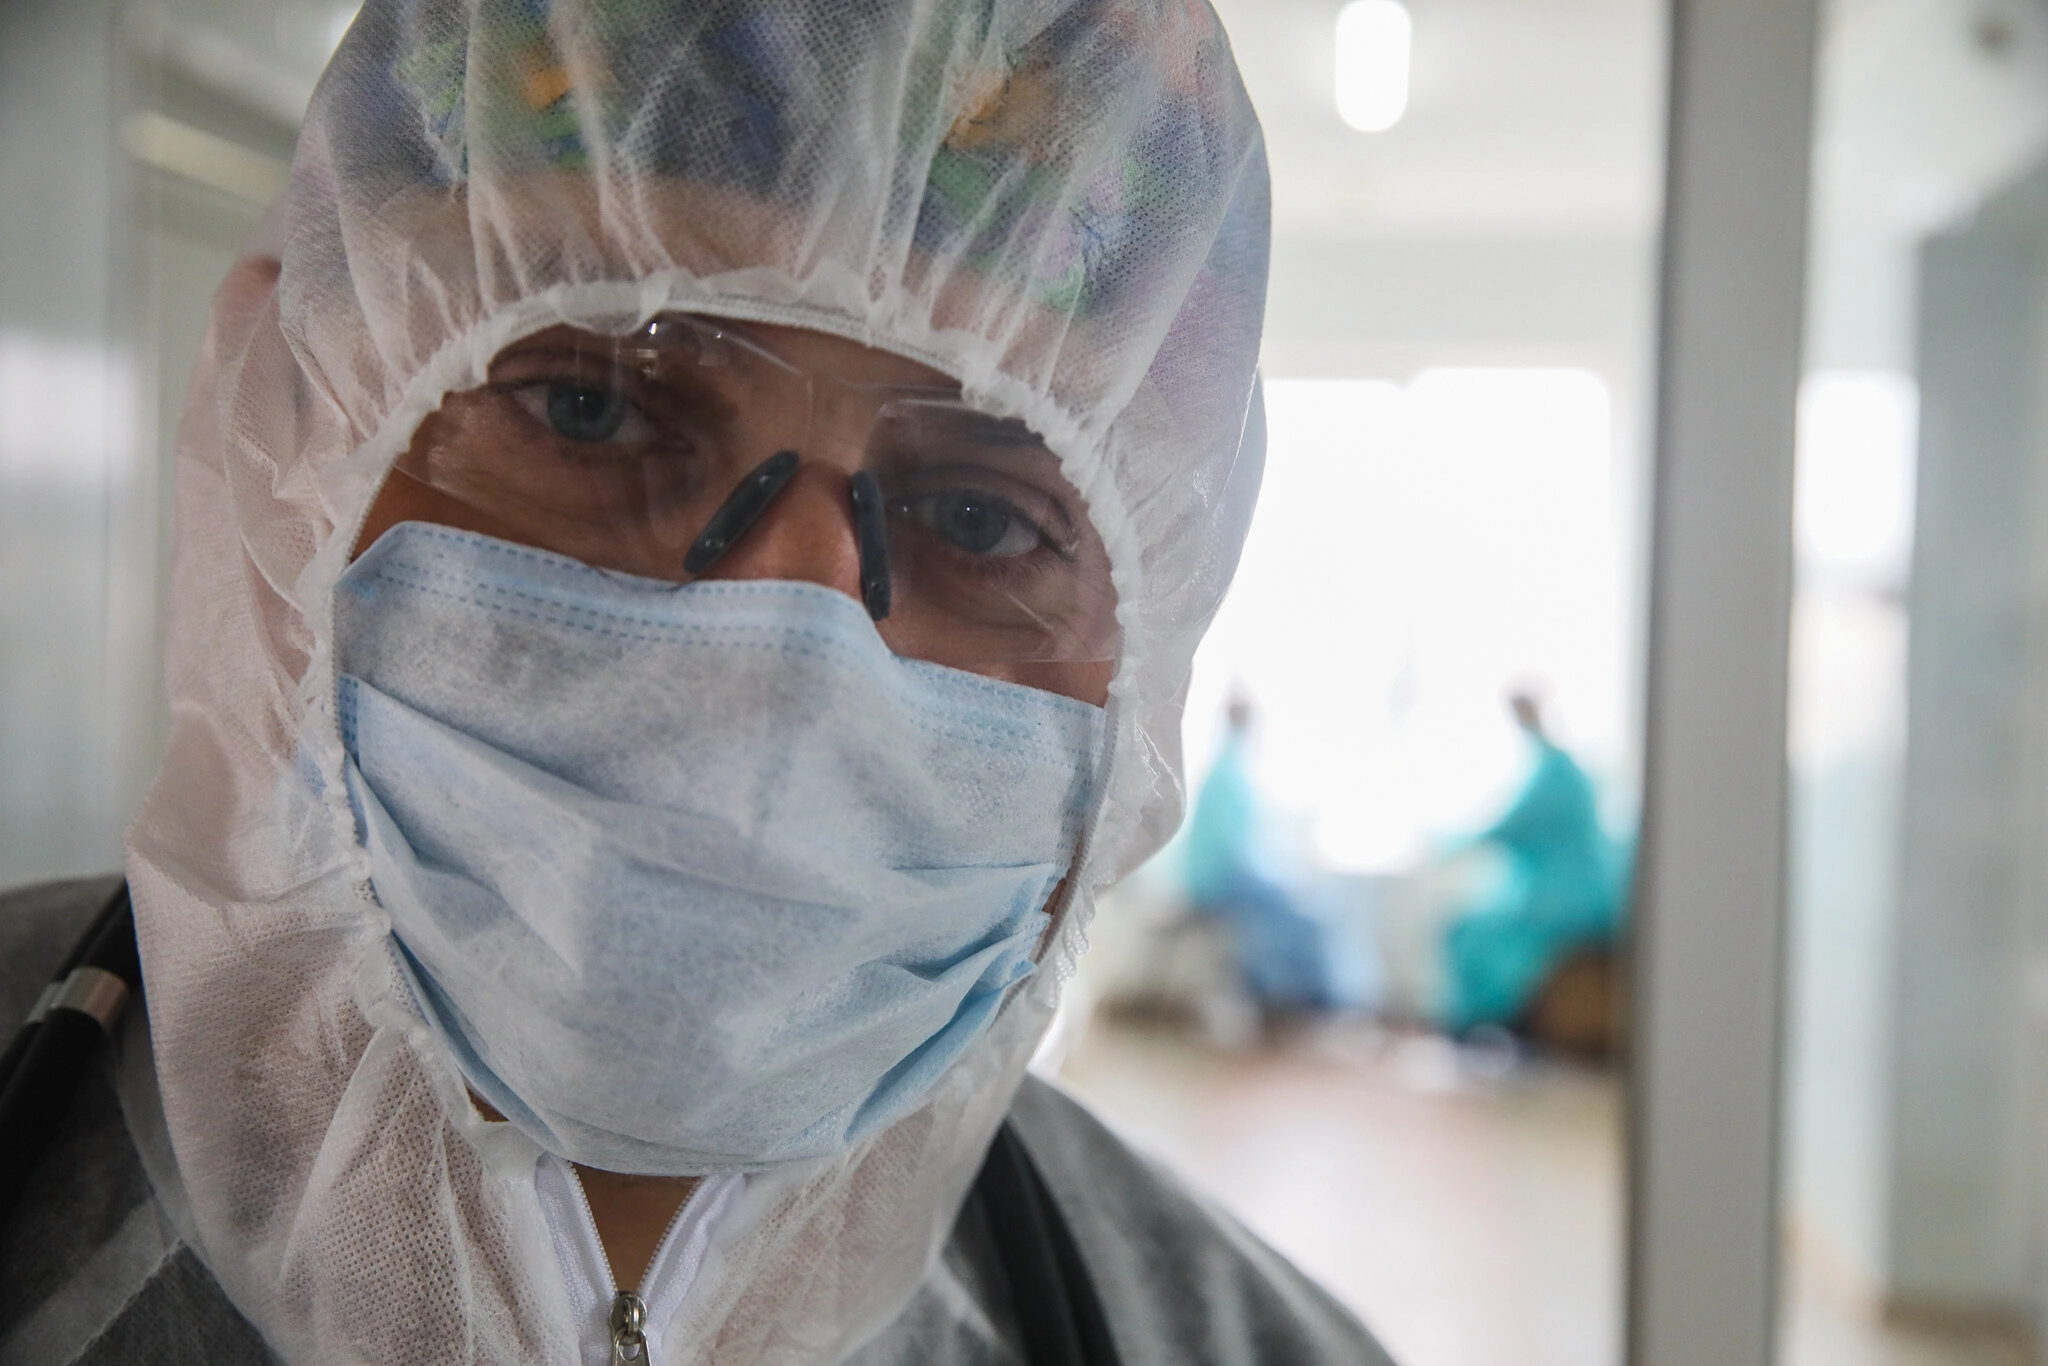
0;0;330;890
0;0;135;887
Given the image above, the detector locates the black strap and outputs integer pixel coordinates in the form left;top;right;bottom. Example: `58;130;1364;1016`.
0;882;130;1102
971;1119;1120;1366
0;881;139;1230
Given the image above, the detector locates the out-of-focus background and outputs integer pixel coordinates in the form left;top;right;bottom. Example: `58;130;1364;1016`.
5;0;2048;1363
1058;4;1655;1361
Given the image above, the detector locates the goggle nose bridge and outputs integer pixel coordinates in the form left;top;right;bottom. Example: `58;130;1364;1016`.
681;449;893;621
625;316;986;625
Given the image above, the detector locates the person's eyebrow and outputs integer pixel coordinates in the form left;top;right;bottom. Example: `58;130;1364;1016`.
490;337;747;428
915;407;1050;451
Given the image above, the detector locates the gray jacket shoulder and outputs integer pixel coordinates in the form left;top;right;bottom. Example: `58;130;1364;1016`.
0;876;278;1366
1008;1075;1395;1366
0;874;123;1025
0;880;1394;1366
0;875;139;1346
856;1075;1395;1366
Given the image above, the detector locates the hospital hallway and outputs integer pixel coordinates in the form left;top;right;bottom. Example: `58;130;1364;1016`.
1054;1019;2026;1366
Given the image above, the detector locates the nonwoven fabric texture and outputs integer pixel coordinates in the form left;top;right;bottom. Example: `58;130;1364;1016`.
124;1;1271;1362
335;524;1102;1175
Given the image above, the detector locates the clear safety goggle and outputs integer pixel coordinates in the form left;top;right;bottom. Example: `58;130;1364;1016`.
390;314;1117;665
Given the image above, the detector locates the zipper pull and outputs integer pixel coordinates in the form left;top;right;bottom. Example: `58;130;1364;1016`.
609;1289;649;1366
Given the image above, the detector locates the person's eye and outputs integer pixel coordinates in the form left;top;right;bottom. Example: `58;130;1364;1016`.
900;489;1046;558
504;379;661;446
545;381;627;442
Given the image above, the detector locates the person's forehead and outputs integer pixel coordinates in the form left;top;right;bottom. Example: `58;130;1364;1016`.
501;315;962;396
739;319;956;391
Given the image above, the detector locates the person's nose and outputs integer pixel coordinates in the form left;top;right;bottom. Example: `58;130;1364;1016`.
694;460;865;602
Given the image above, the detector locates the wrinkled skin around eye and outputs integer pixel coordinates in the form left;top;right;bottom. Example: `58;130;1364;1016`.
903;489;1043;557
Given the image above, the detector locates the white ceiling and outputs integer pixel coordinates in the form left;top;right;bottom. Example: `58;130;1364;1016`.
140;0;2048;374
139;0;356;128
157;0;1669;238
144;0;2048;252
1807;0;2048;367
1208;0;1667;237
138;0;1674;372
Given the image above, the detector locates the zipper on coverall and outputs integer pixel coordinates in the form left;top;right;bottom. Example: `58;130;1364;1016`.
572;1170;688;1366
609;1290;649;1366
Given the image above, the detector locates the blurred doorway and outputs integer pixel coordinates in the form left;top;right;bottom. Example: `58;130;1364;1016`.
1058;2;1662;1363
1781;1;2048;1363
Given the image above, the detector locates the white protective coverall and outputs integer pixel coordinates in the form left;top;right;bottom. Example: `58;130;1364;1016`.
0;1;1398;1363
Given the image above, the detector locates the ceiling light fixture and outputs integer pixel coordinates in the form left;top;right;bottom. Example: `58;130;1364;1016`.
1335;0;1413;133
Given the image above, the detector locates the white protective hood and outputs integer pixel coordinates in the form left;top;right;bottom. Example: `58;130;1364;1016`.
125;1;1270;1361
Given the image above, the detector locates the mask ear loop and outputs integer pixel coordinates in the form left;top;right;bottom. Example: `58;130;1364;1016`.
682;449;801;574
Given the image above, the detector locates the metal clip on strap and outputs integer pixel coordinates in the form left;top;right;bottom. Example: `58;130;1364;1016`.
0;881;140;1233
47;966;129;1034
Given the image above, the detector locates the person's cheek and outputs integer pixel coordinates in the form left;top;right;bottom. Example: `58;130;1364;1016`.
354;464;526;561
987;658;1114;708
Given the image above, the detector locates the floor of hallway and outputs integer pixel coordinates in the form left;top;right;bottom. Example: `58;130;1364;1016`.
1054;1018;2027;1366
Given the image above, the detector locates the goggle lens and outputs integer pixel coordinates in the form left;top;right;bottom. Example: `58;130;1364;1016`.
390;316;1117;665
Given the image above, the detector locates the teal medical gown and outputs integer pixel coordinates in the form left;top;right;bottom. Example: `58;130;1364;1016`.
1183;733;1363;1009
1443;737;1624;1033
1183;731;1259;909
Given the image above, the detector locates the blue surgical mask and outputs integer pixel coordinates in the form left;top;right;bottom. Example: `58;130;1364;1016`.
332;523;1102;1176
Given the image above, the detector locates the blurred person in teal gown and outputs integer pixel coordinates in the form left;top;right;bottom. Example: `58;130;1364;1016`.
1184;694;1372;1012
1442;690;1624;1035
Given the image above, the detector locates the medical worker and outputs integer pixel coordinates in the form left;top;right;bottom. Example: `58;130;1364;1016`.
1184;697;1344;1011
0;1;1398;1363
1441;691;1624;1036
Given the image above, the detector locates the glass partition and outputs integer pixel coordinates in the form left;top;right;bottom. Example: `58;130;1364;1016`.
1053;2;1666;1362
1781;1;2048;1362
